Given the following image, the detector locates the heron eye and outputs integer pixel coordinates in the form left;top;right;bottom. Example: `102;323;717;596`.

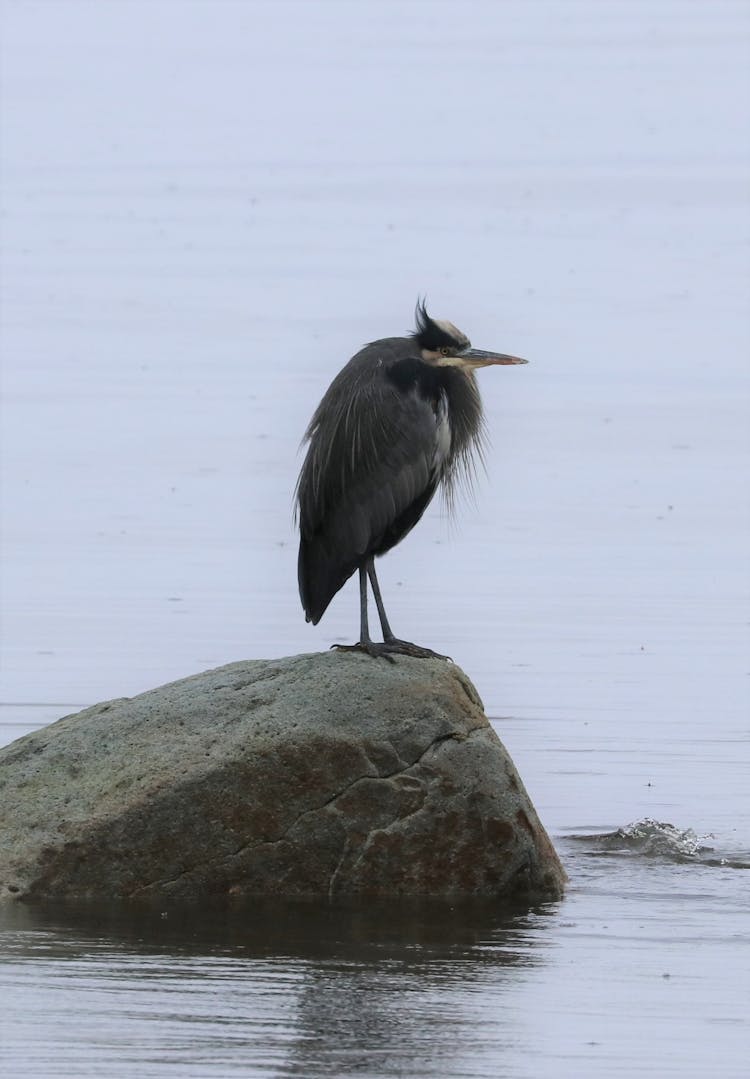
439;346;451;356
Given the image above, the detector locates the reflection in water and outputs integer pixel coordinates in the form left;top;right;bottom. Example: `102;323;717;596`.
1;894;553;961
0;898;556;1078
2;852;749;1078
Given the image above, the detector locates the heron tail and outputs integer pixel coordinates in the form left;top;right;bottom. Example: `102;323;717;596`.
298;534;357;625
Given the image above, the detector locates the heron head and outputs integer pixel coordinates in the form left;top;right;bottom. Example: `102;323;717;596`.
412;299;527;370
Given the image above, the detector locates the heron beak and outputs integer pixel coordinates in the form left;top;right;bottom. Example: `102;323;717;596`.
458;348;528;368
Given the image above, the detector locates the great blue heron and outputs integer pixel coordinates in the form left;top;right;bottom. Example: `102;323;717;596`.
296;301;527;659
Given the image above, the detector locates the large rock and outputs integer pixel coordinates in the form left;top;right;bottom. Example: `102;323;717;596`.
0;652;565;903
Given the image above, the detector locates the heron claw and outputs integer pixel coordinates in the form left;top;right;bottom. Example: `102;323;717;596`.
332;642;396;663
383;638;452;662
332;640;450;663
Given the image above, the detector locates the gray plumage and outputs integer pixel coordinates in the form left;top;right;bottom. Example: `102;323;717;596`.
295;303;526;657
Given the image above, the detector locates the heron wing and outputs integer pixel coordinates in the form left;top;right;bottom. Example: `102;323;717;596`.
297;344;446;623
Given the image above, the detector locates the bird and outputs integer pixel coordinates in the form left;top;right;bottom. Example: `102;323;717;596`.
296;300;527;659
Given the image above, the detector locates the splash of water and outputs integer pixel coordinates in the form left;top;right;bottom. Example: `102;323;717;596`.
612;818;707;857
569;818;713;861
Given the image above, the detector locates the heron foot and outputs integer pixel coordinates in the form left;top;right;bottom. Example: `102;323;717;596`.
332;642;397;663
331;640;450;662
383;637;452;662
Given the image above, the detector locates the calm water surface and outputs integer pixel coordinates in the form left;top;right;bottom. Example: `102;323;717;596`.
1;1;749;1076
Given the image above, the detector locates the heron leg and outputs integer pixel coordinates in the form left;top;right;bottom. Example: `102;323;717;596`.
367;558;451;662
358;562;371;645
334;560;450;662
333;565;396;663
366;558;395;640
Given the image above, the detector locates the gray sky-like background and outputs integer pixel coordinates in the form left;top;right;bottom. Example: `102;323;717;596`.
2;0;748;805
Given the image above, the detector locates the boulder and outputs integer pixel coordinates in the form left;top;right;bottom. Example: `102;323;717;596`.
0;652;565;903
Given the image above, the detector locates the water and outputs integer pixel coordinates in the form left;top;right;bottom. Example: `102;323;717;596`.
0;844;747;1078
1;1;749;1075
